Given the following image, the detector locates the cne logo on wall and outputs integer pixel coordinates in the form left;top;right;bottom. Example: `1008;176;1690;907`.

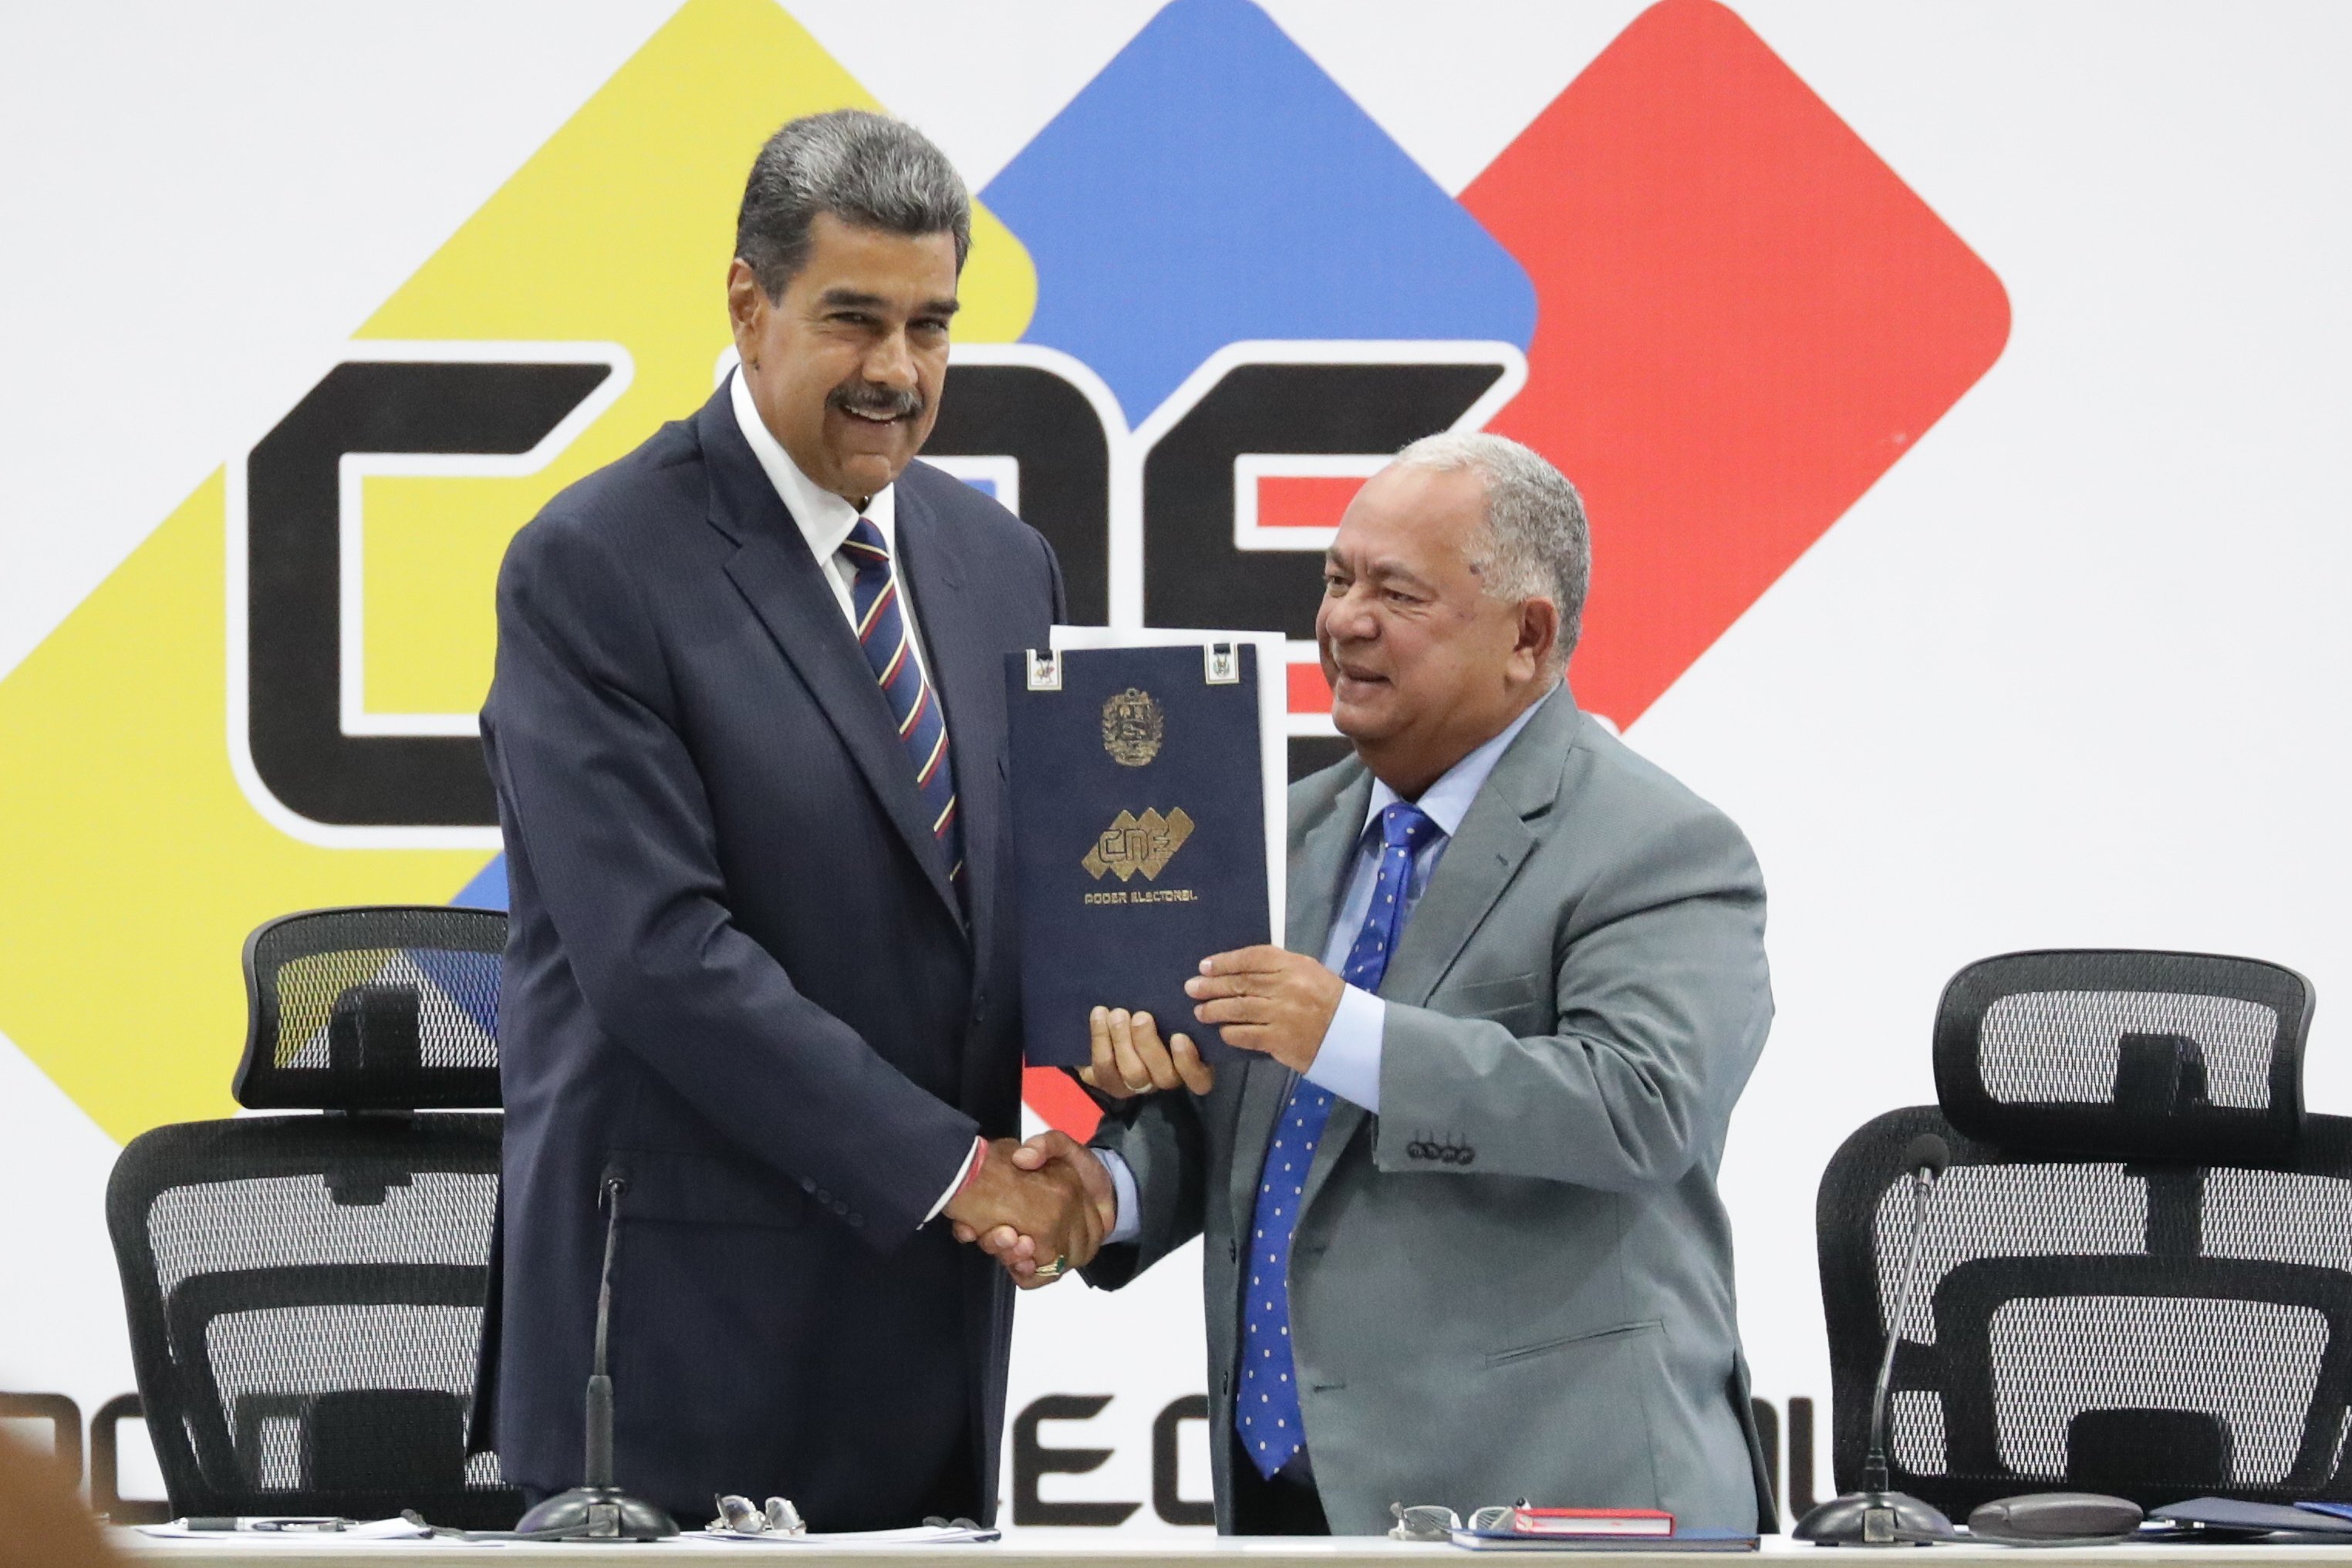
0;0;2007;1145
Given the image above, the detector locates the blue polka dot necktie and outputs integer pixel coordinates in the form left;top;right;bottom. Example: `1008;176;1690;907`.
1235;799;1443;1479
839;518;965;899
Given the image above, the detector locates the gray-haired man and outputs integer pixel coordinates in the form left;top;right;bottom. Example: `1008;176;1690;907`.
982;434;1778;1534
482;110;1089;1528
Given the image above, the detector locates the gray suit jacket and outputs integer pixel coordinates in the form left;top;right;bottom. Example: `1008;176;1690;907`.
1085;688;1776;1534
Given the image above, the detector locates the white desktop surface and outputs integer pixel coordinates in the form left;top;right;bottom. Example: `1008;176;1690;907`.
108;1535;2352;1568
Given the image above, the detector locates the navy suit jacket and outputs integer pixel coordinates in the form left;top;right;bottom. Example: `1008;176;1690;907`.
478;384;1062;1525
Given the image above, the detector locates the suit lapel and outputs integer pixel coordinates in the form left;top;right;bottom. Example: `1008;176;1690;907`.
1230;767;1372;1239
1295;692;1581;1218
893;476;1012;1114
1378;690;1579;1007
1287;771;1376;1219
697;394;962;926
1225;1054;1291;1241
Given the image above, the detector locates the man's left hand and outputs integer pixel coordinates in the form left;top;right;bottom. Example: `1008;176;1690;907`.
1184;945;1345;1073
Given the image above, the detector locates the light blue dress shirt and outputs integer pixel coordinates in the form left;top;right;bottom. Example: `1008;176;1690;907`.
1099;692;1552;1244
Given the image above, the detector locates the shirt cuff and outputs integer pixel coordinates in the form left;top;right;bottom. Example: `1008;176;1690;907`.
1097;1148;1142;1245
922;1135;985;1227
1303;983;1385;1113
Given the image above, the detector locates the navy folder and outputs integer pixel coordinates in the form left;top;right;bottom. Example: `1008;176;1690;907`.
2151;1498;2352;1536
1005;643;1272;1067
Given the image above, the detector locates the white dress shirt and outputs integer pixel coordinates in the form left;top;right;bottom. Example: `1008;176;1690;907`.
1294;692;1547;1111
1100;690;1554;1243
728;369;938;690
727;372;977;1226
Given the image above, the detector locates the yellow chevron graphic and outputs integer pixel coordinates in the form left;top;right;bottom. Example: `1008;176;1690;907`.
0;0;1037;1141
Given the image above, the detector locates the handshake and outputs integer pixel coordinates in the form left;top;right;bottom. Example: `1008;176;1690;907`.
941;1005;1217;1287
940;1129;1111;1287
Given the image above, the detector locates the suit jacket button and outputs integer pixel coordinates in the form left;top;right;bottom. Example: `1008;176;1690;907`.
1459;1148;1476;1165
1228;1239;1238;1263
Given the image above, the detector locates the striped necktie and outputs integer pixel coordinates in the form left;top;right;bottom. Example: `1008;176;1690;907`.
839;518;965;898
1235;799;1443;1479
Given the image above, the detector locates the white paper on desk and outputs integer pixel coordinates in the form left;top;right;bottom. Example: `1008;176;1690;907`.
1046;626;1290;946
135;1519;433;1541
345;1519;438;1539
682;1526;997;1545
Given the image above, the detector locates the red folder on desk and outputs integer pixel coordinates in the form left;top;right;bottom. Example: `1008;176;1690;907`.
1512;1508;1674;1537
1449;1529;1756;1553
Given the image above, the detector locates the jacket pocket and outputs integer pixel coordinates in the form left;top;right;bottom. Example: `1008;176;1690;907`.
607;1145;806;1229
1469;1317;1667;1509
1486;1316;1664;1370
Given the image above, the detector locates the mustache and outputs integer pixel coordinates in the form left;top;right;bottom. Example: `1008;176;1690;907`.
828;383;926;420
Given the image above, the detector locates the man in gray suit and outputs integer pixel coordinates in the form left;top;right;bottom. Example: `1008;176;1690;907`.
977;432;1775;1535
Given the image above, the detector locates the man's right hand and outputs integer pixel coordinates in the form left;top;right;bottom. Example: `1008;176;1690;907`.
1078;1006;1214;1099
956;1131;1116;1286
942;1137;1102;1286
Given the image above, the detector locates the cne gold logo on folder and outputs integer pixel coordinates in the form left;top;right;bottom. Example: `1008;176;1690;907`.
1100;688;1164;767
1083;808;1194;882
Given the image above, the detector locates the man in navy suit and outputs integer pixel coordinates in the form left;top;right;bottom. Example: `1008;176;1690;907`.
480;110;1095;1529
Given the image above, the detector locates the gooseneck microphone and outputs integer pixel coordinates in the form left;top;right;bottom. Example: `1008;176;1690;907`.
1795;1133;1957;1546
1863;1135;1949;1495
512;1172;680;1541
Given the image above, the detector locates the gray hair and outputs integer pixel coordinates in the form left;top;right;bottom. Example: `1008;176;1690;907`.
1393;430;1591;666
736;110;972;297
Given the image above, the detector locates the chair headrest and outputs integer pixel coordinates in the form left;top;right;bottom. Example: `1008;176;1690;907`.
234;906;505;1111
1933;949;2311;1164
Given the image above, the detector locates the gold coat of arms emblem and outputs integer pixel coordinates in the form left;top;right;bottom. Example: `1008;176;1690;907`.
1100;687;1164;767
1082;808;1195;882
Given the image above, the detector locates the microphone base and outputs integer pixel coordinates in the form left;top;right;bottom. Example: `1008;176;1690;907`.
1793;1490;1955;1546
515;1486;680;1541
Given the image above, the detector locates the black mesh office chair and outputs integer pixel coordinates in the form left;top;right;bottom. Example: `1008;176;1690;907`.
106;906;522;1527
1817;949;2352;1516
